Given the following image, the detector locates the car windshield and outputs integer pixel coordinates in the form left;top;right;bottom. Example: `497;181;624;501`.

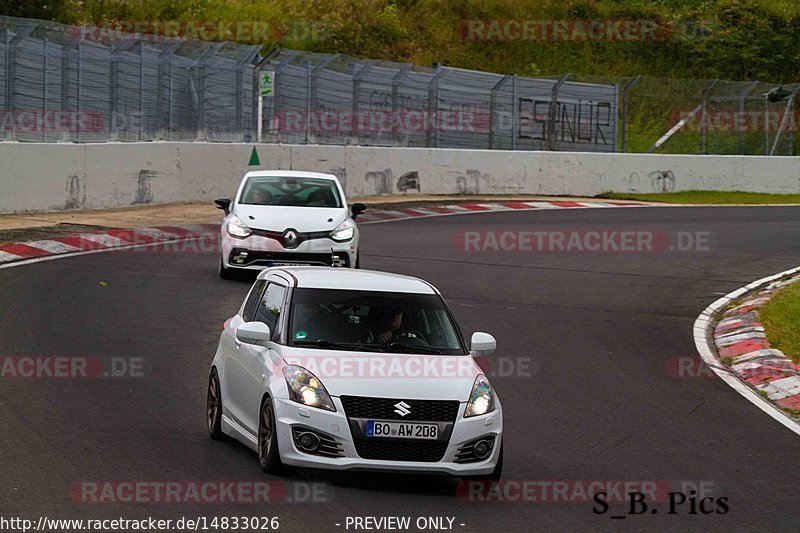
240;176;342;208
288;288;466;355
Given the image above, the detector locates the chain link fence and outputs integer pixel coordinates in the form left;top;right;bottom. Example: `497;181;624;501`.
0;15;797;155
573;74;800;156
254;50;619;152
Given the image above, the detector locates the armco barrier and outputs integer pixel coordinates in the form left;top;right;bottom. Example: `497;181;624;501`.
1;142;799;213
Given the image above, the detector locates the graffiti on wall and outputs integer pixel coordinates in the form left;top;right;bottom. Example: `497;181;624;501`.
65;175;86;209
133;169;157;204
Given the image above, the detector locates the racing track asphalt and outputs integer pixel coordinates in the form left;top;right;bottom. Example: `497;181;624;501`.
1;206;799;532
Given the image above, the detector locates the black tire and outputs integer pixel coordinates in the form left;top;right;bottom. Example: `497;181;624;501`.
258;396;285;474
464;443;503;480
207;368;226;440
219;259;236;280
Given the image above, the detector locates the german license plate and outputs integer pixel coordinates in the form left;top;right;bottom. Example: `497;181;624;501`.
365;420;438;440
266;261;307;267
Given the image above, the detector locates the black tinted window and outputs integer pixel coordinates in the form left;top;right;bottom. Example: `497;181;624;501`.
255;283;287;338
288;288;466;355
242;280;267;322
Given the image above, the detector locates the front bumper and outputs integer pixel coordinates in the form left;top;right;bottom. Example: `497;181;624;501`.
273;397;503;476
220;233;357;270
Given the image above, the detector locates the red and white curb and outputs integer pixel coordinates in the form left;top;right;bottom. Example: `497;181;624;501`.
0;224;219;265
356;200;648;223
694;267;800;436
0;201;649;265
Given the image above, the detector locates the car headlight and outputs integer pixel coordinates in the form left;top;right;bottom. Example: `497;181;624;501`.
330;221;354;242
227;215;252;238
283;365;336;411
465;375;495;417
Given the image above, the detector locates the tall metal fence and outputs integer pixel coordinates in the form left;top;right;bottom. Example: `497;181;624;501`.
0;15;797;155
0;15;262;142
257;51;618;152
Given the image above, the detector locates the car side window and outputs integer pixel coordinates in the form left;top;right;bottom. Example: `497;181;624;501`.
241;280;267;322
255;283;287;339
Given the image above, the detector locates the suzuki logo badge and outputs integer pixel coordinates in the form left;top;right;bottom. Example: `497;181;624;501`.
393;401;411;417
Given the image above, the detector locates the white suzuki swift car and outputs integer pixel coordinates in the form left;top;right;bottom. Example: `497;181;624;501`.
207;267;503;479
215;171;366;278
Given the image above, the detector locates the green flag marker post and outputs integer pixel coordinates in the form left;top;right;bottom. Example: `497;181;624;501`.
249;146;260;166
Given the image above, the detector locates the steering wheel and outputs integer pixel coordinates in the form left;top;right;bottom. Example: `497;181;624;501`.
393;329;428;344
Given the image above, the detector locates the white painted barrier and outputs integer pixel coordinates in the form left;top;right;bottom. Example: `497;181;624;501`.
1;142;799;212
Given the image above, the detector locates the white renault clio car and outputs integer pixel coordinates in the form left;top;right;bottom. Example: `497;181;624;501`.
215;171;366;278
206;267;503;479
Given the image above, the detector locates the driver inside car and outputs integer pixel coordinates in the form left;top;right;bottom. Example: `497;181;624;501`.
376;307;404;344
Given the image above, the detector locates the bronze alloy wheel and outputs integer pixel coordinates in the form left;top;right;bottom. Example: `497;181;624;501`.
207;369;225;440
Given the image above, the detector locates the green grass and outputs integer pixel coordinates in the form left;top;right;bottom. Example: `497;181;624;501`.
760;279;800;364
598;191;800;204
8;0;800;84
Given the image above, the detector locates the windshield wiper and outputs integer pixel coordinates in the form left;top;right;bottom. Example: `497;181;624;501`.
385;342;441;355
294;339;374;352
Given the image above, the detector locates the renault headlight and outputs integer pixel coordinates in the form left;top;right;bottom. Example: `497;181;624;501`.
283;365;336;411
227;215;252;238
465;375;495;417
330;220;354;242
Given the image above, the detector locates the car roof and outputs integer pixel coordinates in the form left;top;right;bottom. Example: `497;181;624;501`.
243;170;339;181
263;267;438;294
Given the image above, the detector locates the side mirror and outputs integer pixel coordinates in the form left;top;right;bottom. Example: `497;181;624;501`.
236;322;271;346
470;332;496;357
215;198;231;215
351;203;367;219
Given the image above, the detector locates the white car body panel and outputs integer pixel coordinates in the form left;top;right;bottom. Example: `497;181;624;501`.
210;267;503;476
219;171;360;271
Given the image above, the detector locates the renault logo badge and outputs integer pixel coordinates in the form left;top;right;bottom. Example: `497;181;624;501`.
283;230;299;249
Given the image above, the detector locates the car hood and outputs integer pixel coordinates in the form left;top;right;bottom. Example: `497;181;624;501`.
280;349;481;401
233;205;347;233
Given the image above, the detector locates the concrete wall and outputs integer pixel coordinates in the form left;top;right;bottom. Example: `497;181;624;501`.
1;142;799;212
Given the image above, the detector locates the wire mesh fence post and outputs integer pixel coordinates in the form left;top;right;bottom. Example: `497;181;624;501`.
427;65;446;148
700;79;718;154
352;63;371;141
489;74;511;149
6;25;35;140
549;74;569;151
41;37;47;142
764;93;770;155
1;28;7;117
391;64;411;144
156;43;178;141
308;54;337;144
737;81;759;154
621;75;641;152
138;41;144;141
511;74;517;150
770;87;799;156
75;41;81;142
194;44;221;142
